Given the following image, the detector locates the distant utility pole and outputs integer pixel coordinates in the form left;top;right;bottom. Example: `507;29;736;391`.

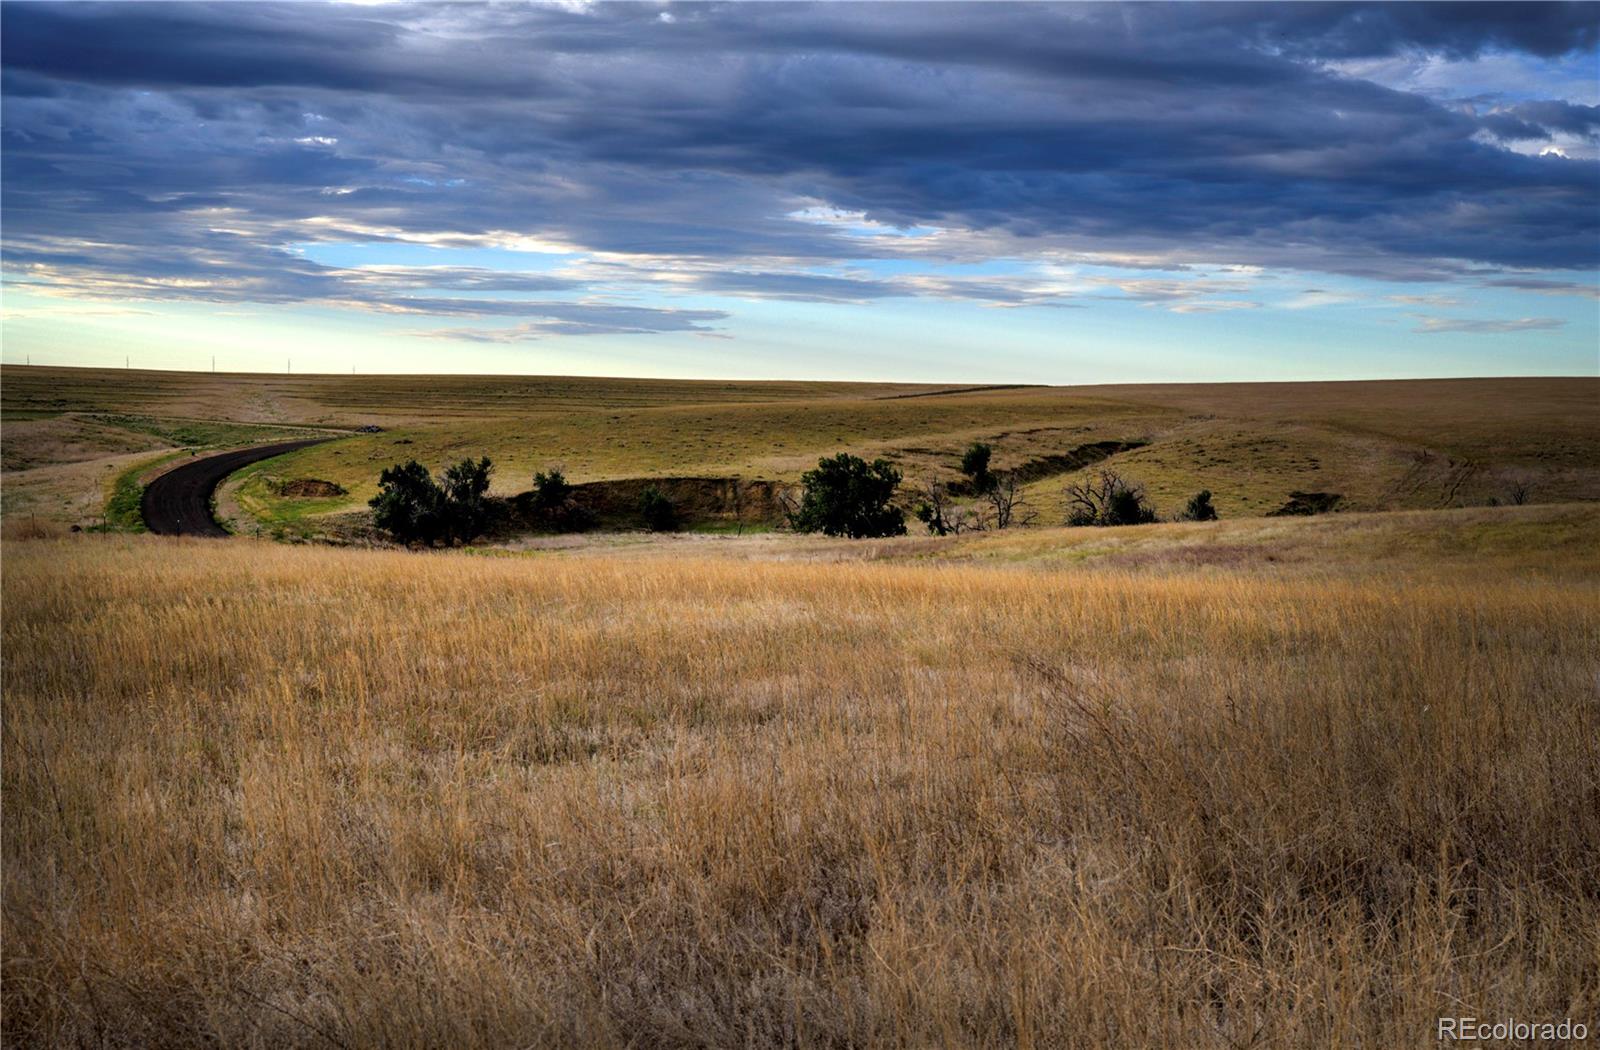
287;358;291;374
125;356;129;369
212;355;216;373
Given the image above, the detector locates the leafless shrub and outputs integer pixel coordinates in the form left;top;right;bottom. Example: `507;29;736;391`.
984;474;1036;529
914;478;987;535
913;478;960;536
1065;468;1158;526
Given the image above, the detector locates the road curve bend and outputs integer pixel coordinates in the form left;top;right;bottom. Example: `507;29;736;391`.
141;438;333;537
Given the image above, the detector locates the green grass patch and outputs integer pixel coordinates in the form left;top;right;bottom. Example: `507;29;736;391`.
101;472;146;532
91;414;328;449
95;451;190;532
230;464;351;529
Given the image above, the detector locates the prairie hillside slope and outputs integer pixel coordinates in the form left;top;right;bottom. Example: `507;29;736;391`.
2;367;1596;530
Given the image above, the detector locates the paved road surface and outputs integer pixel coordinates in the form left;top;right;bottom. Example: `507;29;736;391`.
141;439;332;537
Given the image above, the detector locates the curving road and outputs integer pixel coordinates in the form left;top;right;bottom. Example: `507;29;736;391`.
141;438;332;537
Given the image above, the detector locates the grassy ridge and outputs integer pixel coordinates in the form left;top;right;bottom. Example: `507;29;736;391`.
4;369;1597;531
4;506;1597;1046
0;366;939;424
253;392;1160;504
193;374;1600;527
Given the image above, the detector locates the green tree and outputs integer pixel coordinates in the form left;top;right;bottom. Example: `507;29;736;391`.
789;453;906;538
960;442;996;494
531;468;572;512
369;460;446;544
440;457;493;542
525;466;595;532
370;457;495;545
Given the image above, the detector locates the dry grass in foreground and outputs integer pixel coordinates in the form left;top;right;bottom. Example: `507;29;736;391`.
3;527;1598;1047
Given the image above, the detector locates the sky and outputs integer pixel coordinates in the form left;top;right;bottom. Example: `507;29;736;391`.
2;1;1597;383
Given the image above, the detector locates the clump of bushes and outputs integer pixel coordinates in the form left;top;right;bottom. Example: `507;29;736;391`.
639;487;677;532
369;457;493;545
527;468;595;532
440;457;493;539
915;443;1034;534
531;469;573;512
1177;489;1218;522
789;453;906;538
1267;491;1341;517
1065;468;1158;527
960;442;996;494
370;461;445;544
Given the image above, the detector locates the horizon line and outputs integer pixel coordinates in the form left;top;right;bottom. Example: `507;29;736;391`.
2;361;1596;390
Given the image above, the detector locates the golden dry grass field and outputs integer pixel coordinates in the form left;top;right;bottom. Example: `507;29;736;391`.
4;503;1599;1048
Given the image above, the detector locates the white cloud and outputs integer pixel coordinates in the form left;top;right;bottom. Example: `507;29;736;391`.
1413;315;1565;334
1168;299;1262;314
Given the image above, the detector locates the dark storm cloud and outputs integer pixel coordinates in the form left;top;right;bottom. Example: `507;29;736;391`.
1193;2;1598;60
8;4;1595;90
1492;100;1600;136
2;1;1597;324
1;3;430;91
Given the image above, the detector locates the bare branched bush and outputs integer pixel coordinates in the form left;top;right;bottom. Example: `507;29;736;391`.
914;478;963;536
916;476;1016;535
1064;468;1158;526
984;473;1036;529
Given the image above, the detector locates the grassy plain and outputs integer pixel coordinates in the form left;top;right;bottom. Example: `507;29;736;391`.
4;504;1599;1047
4;367;1597;532
3;367;1597;1044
